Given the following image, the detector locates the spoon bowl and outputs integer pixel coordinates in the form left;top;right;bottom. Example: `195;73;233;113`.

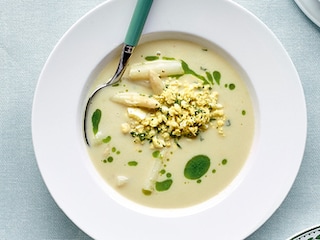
83;0;153;145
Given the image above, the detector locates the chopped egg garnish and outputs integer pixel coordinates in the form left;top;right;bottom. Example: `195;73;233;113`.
112;71;225;149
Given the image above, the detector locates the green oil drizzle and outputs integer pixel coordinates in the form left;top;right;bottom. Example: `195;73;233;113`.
152;150;160;158
128;161;138;166
145;56;159;61
181;60;222;86
181;60;209;84
103;156;114;163
91;109;101;135
162;56;175;60
184;155;211;180
142;189;152;196
222;159;228;165
102;136;111;143
206;71;214;84
229;83;236;90
212;71;221;85
155;179;173;191
224;83;236;90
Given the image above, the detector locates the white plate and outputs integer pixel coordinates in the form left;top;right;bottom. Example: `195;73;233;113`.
288;225;320;239
32;0;307;239
295;0;320;27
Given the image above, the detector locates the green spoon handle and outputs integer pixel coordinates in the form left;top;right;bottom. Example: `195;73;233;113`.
124;0;153;46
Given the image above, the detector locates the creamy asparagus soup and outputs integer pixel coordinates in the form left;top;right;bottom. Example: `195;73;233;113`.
85;39;255;209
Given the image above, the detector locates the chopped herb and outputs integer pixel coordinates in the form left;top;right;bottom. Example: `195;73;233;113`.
174;139;182;149
138;133;146;141
174;99;181;105
200;66;207;71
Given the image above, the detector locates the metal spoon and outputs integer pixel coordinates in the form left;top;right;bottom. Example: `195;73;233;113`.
84;0;153;145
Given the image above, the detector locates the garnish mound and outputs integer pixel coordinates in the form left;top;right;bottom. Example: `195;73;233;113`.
122;75;225;149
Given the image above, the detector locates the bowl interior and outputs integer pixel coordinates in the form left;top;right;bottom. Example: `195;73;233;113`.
80;31;260;218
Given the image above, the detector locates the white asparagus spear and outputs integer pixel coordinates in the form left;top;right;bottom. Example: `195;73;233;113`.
127;107;147;120
110;92;160;109
129;60;184;80
149;70;164;95
142;158;162;194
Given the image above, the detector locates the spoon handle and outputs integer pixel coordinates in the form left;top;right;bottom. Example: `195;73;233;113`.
124;0;153;46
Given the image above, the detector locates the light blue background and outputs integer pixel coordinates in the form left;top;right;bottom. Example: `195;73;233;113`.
1;0;319;239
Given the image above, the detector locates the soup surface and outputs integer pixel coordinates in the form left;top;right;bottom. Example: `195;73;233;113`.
86;39;254;209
